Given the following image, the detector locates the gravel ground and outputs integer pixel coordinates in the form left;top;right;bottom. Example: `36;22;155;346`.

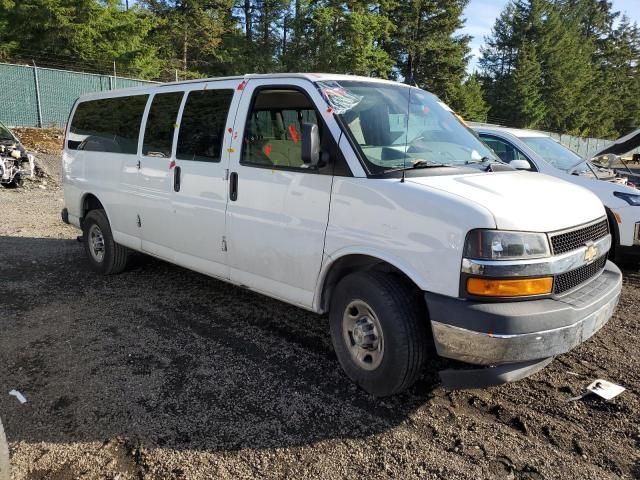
1;165;639;479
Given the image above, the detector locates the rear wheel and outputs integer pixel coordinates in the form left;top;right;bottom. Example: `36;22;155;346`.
82;209;129;274
329;271;428;396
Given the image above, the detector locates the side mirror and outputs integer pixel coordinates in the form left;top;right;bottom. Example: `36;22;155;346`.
510;159;532;170
301;123;320;167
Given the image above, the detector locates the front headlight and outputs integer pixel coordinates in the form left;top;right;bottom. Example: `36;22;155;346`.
464;229;550;260
613;191;640;206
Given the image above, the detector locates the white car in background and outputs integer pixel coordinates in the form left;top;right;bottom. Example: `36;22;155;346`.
472;124;640;262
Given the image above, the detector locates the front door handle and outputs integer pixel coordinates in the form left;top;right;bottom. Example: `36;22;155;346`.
229;172;238;201
173;166;181;192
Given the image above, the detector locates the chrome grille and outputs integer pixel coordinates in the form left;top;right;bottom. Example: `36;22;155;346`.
554;255;607;294
550;219;609;255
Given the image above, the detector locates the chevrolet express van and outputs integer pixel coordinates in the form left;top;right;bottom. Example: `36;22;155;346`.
62;74;622;396
472;124;640;262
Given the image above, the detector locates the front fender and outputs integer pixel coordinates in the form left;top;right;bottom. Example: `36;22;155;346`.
313;246;430;312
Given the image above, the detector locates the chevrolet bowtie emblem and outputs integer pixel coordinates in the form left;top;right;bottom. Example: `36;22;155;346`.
584;243;598;263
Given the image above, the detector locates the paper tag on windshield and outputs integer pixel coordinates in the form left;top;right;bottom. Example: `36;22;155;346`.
586;379;625;400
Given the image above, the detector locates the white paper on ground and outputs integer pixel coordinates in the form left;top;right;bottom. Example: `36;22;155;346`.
586;379;625;400
8;390;27;404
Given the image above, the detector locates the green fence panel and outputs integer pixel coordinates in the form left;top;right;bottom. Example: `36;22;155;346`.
0;64;40;127
0;62;156;128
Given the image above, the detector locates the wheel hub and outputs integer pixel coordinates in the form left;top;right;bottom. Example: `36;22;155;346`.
342;300;384;371
352;317;379;350
88;224;105;263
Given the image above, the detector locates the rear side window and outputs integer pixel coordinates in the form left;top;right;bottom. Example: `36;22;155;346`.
142;92;184;157
68;95;148;154
176;89;234;162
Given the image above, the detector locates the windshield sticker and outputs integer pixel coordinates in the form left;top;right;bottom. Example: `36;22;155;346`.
316;81;363;114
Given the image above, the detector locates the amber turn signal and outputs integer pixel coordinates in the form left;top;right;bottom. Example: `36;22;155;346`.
467;277;553;297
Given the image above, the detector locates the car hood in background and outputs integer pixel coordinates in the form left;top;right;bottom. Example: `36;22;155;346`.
593;128;640;157
408;171;605;232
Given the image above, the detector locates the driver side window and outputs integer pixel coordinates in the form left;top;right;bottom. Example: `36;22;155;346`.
480;135;531;166
241;89;320;170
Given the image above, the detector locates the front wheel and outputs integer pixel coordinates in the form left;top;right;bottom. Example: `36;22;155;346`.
82;209;129;275
329;271;428;396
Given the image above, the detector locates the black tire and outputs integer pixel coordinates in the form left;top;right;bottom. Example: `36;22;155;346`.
605;211;621;264
329;271;428;397
82;209;129;275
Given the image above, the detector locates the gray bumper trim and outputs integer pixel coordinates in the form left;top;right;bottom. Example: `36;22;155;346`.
429;261;622;366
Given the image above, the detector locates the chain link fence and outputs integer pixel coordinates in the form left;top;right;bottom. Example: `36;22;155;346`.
0;62;156;128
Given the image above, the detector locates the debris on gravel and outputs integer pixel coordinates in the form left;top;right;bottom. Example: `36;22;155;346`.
9;128;62;185
11;128;63;156
0;156;639;479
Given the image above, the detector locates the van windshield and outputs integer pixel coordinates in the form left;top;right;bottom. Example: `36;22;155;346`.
316;80;498;174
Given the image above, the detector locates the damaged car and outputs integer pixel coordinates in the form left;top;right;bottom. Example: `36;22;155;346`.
0;121;34;188
472;124;640;262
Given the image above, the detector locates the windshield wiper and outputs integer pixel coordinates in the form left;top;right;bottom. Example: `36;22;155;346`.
465;156;502;165
410;160;453;169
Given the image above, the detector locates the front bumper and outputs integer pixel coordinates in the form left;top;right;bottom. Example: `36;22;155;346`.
428;260;622;367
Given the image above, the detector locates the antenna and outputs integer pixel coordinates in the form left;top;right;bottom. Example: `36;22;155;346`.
405;75;419;88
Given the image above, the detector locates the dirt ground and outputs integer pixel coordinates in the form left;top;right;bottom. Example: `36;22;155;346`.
1;159;639;480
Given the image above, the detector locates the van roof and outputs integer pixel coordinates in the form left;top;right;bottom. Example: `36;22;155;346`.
75;73;407;102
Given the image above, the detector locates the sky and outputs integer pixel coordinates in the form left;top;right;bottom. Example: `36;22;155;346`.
460;0;640;72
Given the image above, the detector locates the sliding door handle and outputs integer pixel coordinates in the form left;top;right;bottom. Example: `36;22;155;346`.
229;172;238;201
173;166;181;192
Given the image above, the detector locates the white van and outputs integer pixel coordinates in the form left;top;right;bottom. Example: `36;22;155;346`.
62;74;622;395
472;125;640;262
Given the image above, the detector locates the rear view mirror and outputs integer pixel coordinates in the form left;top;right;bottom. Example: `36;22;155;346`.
301;123;320;167
510;159;532;170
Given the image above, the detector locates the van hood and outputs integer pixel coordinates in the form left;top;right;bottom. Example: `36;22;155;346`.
407;171;605;232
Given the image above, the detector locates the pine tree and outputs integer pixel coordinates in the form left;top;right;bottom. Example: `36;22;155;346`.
510;40;545;128
478;1;521;124
452;73;489;122
538;3;594;134
0;0;161;78
386;0;470;104
480;0;597;134
604;17;640;136
139;0;233;78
